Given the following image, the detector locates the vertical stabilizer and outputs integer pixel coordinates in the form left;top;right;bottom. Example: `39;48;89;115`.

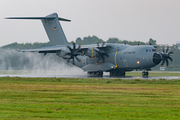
41;13;69;45
6;13;70;46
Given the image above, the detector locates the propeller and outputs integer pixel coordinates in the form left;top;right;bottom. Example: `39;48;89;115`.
94;41;109;64
160;46;173;67
63;42;81;65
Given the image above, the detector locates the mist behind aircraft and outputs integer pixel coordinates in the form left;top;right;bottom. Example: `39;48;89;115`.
0;49;85;75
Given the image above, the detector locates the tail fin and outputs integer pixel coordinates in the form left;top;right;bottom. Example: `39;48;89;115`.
6;13;70;46
41;13;69;45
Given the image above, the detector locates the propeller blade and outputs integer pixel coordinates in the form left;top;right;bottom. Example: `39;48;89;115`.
73;42;76;50
64;42;83;65
75;56;81;62
168;56;173;62
67;45;73;53
166;59;169;67
168;51;174;55
101;55;105;63
96;57;101;64
162;47;165;53
78;44;81;50
67;58;70;63
166;46;169;53
161;59;165;66
97;41;99;48
73;58;75;65
102;41;105;47
159;46;173;67
104;53;109;58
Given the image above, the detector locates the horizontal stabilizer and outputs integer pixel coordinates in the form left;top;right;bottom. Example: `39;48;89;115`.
58;17;71;22
5;17;71;22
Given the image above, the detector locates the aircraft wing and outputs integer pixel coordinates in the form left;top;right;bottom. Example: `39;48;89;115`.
20;44;111;55
80;44;107;49
20;46;62;53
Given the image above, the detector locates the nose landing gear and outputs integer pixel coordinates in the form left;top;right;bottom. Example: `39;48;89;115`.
142;70;149;77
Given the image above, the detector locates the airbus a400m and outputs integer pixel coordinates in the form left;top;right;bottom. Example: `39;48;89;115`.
6;13;173;77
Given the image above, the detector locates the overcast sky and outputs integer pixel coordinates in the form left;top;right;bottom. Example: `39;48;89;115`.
0;0;180;46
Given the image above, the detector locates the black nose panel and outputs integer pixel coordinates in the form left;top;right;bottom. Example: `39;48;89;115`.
153;53;161;65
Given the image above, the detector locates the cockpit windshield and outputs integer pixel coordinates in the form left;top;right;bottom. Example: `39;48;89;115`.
145;49;157;52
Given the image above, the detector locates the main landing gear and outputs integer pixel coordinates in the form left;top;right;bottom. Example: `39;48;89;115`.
88;71;103;77
110;70;126;77
142;70;149;77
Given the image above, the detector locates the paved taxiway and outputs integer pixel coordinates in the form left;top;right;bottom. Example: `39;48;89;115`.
0;74;180;79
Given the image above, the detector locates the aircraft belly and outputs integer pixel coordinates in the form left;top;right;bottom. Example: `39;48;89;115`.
82;63;115;72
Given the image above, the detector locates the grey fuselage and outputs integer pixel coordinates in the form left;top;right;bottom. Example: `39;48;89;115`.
58;43;161;72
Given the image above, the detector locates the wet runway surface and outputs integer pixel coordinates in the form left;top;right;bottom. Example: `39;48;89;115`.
0;74;180;79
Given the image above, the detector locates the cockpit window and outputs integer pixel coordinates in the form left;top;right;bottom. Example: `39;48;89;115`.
145;49;157;52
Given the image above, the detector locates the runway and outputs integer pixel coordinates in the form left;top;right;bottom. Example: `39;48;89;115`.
0;74;180;80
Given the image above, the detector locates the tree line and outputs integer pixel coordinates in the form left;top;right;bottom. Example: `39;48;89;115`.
76;36;156;45
2;36;157;49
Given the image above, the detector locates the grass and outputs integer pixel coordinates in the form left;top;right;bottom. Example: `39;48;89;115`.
126;71;180;76
0;77;180;119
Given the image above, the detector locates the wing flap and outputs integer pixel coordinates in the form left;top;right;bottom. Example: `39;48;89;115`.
21;46;62;53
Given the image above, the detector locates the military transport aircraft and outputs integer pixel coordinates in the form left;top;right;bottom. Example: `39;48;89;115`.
6;13;173;77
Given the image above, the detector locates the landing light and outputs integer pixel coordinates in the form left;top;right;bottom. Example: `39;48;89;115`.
137;61;140;64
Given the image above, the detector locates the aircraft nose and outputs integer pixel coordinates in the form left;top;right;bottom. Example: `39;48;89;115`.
153;53;161;65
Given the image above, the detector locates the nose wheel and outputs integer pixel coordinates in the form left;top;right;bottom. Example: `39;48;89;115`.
142;71;149;77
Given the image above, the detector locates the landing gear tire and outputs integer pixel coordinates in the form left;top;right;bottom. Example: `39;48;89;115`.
114;72;118;76
118;72;122;76
110;72;113;77
122;71;126;76
88;71;103;77
110;71;126;77
88;72;93;76
99;71;103;77
95;71;100;76
142;71;149;77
